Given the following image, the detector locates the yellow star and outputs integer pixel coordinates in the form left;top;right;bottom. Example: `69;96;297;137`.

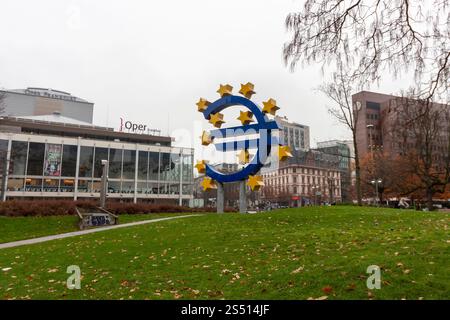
209;112;225;128
247;175;264;191
262;98;280;115
200;130;213;146
195;160;207;174
278;145;293;161
239;82;255;99
238;149;251;164
237;111;254;125
196;98;210;112
201;177;217;191
217;84;233;97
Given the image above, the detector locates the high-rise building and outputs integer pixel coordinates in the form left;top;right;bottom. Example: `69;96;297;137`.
352;91;449;163
275;116;310;151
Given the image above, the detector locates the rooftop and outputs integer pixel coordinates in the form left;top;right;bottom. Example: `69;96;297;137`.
0;87;92;104
17;112;94;126
0;114;172;146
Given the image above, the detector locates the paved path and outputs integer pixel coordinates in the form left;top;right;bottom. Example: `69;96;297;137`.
0;215;199;250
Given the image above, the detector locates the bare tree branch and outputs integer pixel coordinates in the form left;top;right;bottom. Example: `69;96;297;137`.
284;0;450;102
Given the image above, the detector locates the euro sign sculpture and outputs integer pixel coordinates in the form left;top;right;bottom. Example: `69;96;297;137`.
196;83;292;213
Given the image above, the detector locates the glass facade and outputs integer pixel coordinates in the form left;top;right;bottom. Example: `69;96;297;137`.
10;141;27;175
27;142;45;176
4;139;194;201
62;145;77;177
93;147;108;178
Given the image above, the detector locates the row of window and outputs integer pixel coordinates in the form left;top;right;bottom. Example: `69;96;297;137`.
6;177;193;195
263;185;341;197
366;113;379;120
7;141;193;183
265;167;340;177
282;127;306;149
265;175;340;187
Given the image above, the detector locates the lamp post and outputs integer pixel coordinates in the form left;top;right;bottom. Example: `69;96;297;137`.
366;124;374;154
371;178;382;206
312;185;320;206
100;160;109;208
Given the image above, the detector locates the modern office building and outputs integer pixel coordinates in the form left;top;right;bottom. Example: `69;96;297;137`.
275;116;310;151
0;87;94;123
0;89;194;205
352;90;449;162
316;140;351;171
352;91;393;160
316;140;352;202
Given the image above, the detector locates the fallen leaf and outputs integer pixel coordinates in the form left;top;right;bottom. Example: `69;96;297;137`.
322;286;333;294
291;266;304;274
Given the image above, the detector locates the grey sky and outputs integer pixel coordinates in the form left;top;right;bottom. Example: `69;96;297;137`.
0;0;413;154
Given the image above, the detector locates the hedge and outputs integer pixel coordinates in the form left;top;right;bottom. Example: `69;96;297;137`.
0;200;235;217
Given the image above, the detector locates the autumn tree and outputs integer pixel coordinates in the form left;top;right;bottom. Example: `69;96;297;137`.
284;0;449;102
384;96;450;210
359;150;400;203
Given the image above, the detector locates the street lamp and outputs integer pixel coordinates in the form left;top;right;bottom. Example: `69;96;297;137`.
312;185;320;206
100;160;109;208
371;178;382;206
366;124;374;153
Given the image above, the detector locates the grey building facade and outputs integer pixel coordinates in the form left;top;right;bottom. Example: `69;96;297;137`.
0;87;94;123
275;116;310;151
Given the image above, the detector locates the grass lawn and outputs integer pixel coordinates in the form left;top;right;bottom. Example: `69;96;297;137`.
0;206;448;300
0;212;197;244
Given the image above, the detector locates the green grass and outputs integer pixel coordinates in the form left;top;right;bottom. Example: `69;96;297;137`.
0;206;448;300
0;213;197;244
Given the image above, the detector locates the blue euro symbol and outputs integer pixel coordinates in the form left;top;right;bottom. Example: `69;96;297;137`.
202;95;280;183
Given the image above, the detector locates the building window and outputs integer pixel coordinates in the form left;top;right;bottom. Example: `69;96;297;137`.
148;152;159;181
61;179;75;192
25;178;42;192
62;145;77;177
109;148;123;179
43;178;59;192
182;154;193;182
79;146;94;178
93;147;109;178
43;144;62;177
0;140;7;182
108;180;121;193
7;178;24;191
122;150;136;180
27;142;45;176
10;141;28;176
121;181;134;194
138;151;149;180
160;153;172;182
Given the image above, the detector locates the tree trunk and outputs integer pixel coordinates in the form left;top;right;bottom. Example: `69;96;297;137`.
426;186;433;211
353;132;362;206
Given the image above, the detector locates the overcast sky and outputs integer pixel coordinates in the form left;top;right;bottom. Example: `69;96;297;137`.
0;0;414;155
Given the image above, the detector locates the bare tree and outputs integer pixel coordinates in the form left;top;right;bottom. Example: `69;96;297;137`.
318;68;363;205
385;96;450;210
284;0;450;102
